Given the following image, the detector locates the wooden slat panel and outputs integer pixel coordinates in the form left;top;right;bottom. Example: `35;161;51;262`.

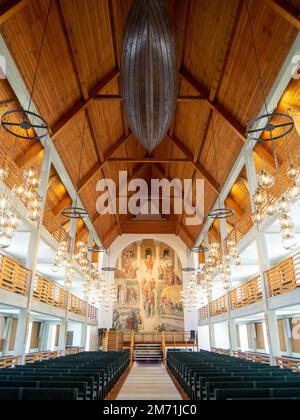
266;252;300;297
0;254;29;296
210;294;227;317
32;273;67;309
230;275;263;310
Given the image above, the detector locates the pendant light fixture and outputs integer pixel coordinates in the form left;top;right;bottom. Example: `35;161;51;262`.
245;0;296;250
208;114;235;220
61;114;88;220
1;0;52;140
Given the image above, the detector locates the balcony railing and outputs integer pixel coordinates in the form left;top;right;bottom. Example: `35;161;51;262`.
68;294;86;316
225;216;253;249
199;304;210;320
266;252;300;297
0;254;98;322
210;295;227;317
87;304;98;320
230;275;263;310
0;254;29;296
33;274;67;310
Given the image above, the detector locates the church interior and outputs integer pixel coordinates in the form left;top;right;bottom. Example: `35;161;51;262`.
1;0;300;402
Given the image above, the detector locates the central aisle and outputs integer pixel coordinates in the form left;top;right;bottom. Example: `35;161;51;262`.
117;362;182;400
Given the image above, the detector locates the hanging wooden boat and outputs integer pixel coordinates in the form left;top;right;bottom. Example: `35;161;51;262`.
121;0;178;152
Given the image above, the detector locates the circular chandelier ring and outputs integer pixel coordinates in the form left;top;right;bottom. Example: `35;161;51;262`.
88;245;106;253
61;207;88;219
189;246;208;253
101;267;116;272
1;109;49;140
208;208;235;220
247;113;294;142
182;267;195;272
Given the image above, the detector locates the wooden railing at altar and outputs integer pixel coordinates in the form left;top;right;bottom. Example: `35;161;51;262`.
233;350;270;364
230;275;263;310
25;351;62;364
33;274;67;309
68;294;86;316
161;331;166;361
42;205;69;243
130;331;135;361
65;347;84;355
0;254;29;296
199;304;210;320
0;355;20;369
87;304;98;320
212;347;230;356
266;252;300;297
275;356;300;372
210;295;227;317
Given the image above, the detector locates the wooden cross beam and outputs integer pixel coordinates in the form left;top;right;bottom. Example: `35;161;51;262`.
0;0;29;25
264;0;300;30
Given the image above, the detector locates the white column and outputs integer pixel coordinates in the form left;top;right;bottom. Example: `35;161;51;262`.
2;317;13;356
245;144;281;365
14;145;52;363
219;199;238;355
283;318;293;357
58;202;77;352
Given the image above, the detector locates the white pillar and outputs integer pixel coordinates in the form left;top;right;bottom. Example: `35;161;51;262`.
245;145;281;365
2;317;13;356
219;199;238;355
14;145;52;363
283;318;293;357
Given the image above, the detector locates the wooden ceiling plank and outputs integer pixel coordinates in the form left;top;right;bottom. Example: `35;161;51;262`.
167;134;219;193
52;195;72;216
93;94;206;102
225;196;243;218
264;0;300;30
0;0;29;25
121;220;177;235
51;68;119;140
77;132;132;194
15;142;44;167
180;68;278;169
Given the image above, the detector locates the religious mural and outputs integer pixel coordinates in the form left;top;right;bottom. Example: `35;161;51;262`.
113;240;184;332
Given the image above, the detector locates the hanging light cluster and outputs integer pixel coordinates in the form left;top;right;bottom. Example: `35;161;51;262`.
103;285;117;313
204;240;241;290
12;167;42;222
181;272;206;312
52;240;69;272
252;164;300;250
83;265;106;305
0;189;19;249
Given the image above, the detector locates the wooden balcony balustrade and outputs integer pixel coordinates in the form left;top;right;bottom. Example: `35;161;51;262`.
230;275;263;310
210;295;227;317
33;274;67;309
275;357;300;372
199;304;210;320
266;252;300;297
68;294;86;317
87;304;98;320
0;254;29;296
64;347;84;355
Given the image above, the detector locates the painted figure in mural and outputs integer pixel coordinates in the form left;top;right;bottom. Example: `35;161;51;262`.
128;287;137;305
159;249;174;287
144;248;154;274
118;284;127;306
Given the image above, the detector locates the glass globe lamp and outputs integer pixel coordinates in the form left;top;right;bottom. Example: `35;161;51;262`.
253;188;267;208
257;169;275;190
287;165;300;180
281;233;297;250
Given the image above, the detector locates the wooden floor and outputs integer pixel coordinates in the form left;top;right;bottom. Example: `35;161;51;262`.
116;362;182;400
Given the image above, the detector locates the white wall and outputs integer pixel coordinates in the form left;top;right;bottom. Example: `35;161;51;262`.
67;323;82;347
87;326;98;351
198;325;210;351
214;322;230;349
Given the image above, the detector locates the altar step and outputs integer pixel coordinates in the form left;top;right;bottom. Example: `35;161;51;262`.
134;344;163;361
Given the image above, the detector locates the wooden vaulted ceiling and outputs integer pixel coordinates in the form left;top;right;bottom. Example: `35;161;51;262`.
0;0;300;249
